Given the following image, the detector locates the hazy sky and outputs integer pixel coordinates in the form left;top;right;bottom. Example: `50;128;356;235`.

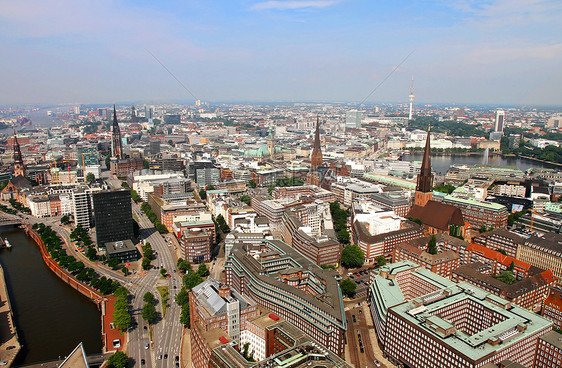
1;0;561;106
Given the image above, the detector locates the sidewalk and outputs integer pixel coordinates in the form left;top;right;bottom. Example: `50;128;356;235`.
0;264;21;368
181;328;191;368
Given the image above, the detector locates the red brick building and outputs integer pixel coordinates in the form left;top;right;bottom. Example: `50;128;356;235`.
393;240;461;279
533;331;562;368
542;286;562;330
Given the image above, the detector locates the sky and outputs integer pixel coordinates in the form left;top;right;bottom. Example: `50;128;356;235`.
1;0;561;106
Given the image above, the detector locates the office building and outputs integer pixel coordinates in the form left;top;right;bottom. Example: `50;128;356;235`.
394;240;461;279
384;282;552;368
542;286;562;330
196;167;220;187
72;187;93;229
495;110;505;133
441;196;509;229
517;232;562;279
533;331;562;368
179;228;211;263
225;239;347;356
345;110;362;129
105;240;139;263
472;229;526;259
92;190;134;248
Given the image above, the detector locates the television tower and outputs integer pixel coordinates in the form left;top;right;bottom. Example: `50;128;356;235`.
408;75;415;120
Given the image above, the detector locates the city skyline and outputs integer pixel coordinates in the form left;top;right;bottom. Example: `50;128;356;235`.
1;1;562;106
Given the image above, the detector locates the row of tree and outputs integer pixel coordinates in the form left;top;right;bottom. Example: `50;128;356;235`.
330;201;350;244
33;223;121;295
141;242;154;270
112;287;132;332
140;203;167;233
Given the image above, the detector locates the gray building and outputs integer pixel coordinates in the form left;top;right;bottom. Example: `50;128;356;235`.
345;110;362;129
105;240;139;262
92;189;135;248
196;167;220;187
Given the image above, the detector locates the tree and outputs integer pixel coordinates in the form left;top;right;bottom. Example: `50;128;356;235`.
105;154;111;168
507;261;515;272
143;159;149;169
176;288;189;306
248;180;257;188
197;263;210;277
178;260;192;273
142;257;152;270
376;256;387;267
142;303;157;324
427;235;438;255
121;267;129;276
86;173;96;184
493;270;516;285
216;214;230;233
179;303;190;326
168;139;174;147
108;257;120;269
240;195;251;206
340;245;364;269
121;181;129;188
86;247;97;261
160;268;167;277
143;292;155;304
320;264;336;270
107;351;129;368
183;272;203;290
199;189;207;200
130;189;141;202
336;229;350;244
340;279;357;298
60;215;70;225
406;216;423;226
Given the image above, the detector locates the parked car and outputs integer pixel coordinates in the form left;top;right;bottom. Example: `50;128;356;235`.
145;343;149;349
141;359;145;365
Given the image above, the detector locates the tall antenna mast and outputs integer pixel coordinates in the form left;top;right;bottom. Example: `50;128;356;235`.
408;75;415;120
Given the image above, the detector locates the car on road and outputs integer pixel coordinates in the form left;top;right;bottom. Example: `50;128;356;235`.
141;359;145;365
144;326;147;330
157;355;162;360
374;360;381;367
6;346;15;350
164;354;168;359
176;363;180;367
145;343;149;349
175;356;179;361
0;362;7;366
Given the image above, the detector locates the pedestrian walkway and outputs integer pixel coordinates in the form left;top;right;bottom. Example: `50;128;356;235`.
181;328;191;368
0;263;21;368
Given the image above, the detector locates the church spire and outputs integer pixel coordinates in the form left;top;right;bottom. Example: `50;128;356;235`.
13;131;26;177
310;116;323;171
414;126;434;206
111;105;123;159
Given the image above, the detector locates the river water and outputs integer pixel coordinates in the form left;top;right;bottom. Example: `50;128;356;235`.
402;152;554;175
0;227;101;365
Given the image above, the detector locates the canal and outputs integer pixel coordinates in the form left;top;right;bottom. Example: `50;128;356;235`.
402;152;554;175
0;227;102;366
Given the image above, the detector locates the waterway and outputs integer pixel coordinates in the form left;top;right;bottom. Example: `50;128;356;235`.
0;227;101;366
402;152;554;175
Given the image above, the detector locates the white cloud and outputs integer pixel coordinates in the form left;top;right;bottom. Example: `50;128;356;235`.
251;1;338;11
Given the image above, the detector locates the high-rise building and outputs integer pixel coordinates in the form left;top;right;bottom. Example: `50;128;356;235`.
345;110;362;129
310;116;323;171
12;132;26;177
72;187;93;230
408;76;415;120
414;127;433;207
495;110;505;133
92;189;134;248
267;122;275;157
111;105;123;159
131;105;136;123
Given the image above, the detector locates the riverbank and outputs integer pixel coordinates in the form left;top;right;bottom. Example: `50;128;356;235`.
0;263;21;367
23;226;124;354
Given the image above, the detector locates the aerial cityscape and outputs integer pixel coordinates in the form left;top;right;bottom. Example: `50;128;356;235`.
1;2;562;368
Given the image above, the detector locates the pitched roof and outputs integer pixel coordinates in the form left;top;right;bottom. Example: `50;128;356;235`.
407;200;464;231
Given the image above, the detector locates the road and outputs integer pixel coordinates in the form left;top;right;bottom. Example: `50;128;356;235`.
105;174;183;368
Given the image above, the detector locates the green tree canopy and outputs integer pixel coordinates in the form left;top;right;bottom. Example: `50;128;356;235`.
199;189;207;200
86;173;96;184
240;195;251;206
197;263;210;277
143;292;155;304
183;272;203;290
376;256;387;267
427;235;438;255
141;303;157;324
107;351;129;368
176;288;189;306
340;279;357;298
341;245;364;269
